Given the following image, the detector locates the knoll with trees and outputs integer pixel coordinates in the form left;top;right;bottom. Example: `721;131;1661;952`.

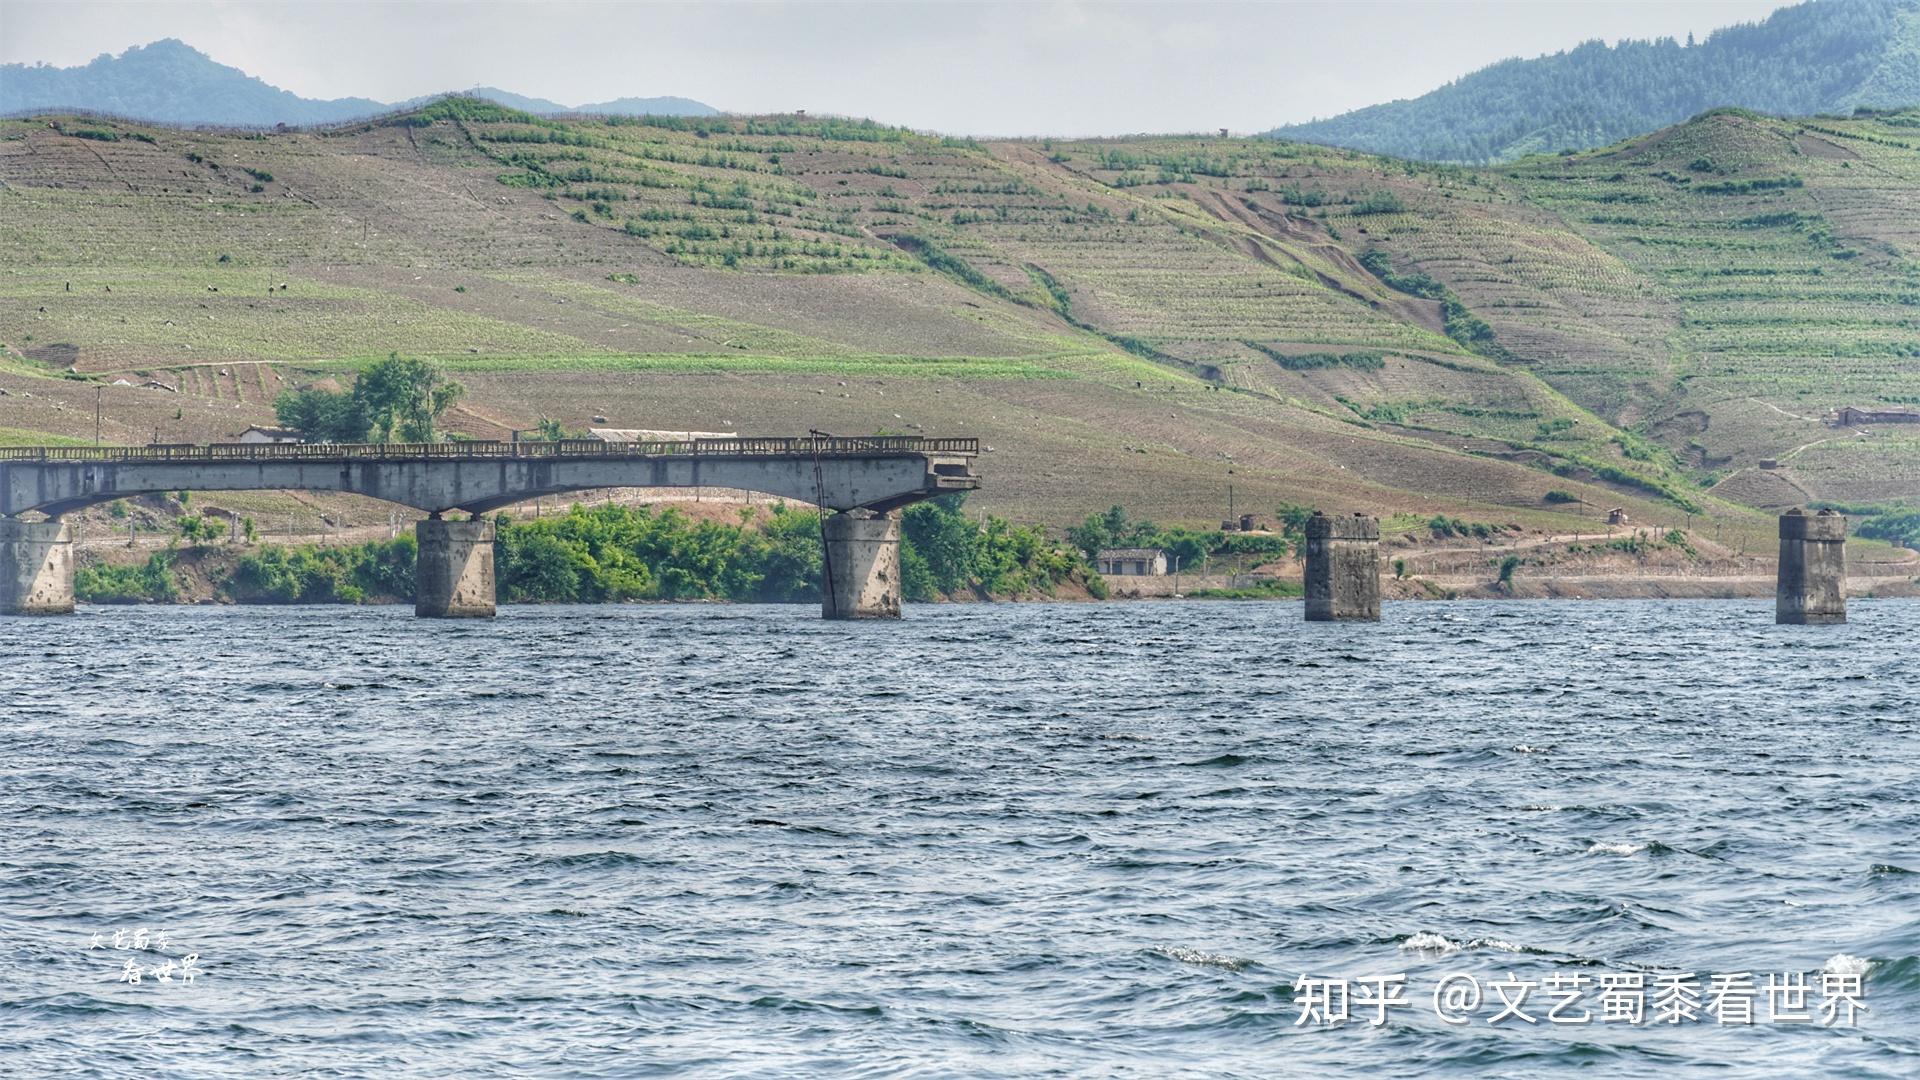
273;353;465;443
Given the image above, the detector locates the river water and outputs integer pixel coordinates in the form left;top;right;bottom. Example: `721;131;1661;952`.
2;600;1916;1077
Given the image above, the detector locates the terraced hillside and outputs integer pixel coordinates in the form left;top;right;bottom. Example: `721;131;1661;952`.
3;100;1917;537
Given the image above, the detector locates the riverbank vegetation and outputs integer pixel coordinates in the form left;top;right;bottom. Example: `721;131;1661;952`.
1067;505;1296;570
1820;503;1920;551
74;494;1097;605
74;551;182;603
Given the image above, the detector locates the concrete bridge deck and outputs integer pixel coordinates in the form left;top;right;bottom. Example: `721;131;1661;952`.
0;436;979;619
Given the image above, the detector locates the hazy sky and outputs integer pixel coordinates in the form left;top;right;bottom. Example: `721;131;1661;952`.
1;0;1793;135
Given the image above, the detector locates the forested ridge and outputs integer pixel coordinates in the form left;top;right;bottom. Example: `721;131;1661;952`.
1271;0;1920;162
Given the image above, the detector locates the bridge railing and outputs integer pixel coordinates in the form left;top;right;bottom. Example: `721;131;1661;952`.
0;436;979;463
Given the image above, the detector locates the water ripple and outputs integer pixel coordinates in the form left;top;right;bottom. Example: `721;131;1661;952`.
1;600;1916;1076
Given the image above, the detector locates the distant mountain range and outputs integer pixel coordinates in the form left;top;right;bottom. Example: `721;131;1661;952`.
1270;0;1920;163
0;39;718;127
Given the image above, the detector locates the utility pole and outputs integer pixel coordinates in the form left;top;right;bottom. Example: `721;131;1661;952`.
94;385;103;445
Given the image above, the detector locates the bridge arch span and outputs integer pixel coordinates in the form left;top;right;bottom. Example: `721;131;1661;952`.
0;437;978;619
0;437;978;520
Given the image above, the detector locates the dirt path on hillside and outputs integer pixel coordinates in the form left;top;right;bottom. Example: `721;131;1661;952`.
1414;530;1621;558
1781;429;1866;461
1750;397;1824;424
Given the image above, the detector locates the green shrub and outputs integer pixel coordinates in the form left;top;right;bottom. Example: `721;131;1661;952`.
227;537;415;603
1429;515;1502;540
1247;343;1386;371
893;234;1012;301
76;553;179;603
1351;190;1405;215
1694;175;1803;195
1853;508;1920;549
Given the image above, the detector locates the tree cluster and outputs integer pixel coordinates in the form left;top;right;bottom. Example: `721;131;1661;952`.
273;354;465;443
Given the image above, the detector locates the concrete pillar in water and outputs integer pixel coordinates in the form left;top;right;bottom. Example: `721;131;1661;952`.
0;518;75;615
1776;508;1846;625
822;509;902;620
1304;511;1381;622
416;516;496;618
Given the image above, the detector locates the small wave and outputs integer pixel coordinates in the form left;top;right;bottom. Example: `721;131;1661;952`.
1400;932;1461;955
1865;955;1920;991
1511;744;1550;754
746;996;884;1017
1823;953;1873;976
1398;932;1546;959
1148;945;1252;972
1586;840;1677;856
537;850;646;868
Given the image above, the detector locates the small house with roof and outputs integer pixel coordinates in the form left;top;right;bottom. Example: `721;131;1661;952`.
233;425;303;444
1095;547;1169;576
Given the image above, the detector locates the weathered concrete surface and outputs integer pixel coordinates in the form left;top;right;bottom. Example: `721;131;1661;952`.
0;519;74;615
417;518;496;618
1304;511;1381;622
1100;573;1264;598
0;450;975;518
822;510;901;620
1776;508;1847;624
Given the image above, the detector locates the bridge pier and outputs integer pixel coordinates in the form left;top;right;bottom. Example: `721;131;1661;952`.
1304;511;1380;622
416;517;496;618
822;509;902;620
0;518;75;615
1777;508;1846;624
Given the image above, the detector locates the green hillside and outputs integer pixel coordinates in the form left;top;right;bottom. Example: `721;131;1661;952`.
3;98;1918;540
1270;0;1920;163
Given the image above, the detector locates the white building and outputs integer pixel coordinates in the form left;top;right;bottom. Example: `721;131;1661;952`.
587;428;739;443
1095;548;1170;576
232;425;303;444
